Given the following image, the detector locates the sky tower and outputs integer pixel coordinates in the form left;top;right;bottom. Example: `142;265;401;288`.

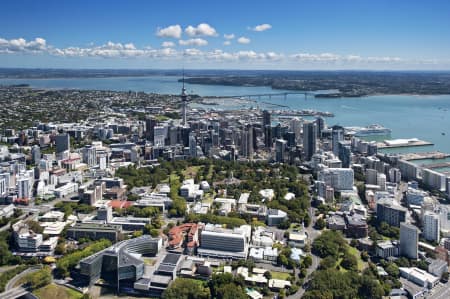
181;70;188;127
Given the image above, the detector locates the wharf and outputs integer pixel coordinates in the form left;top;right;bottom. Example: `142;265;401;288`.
401;151;450;161
421;162;450;170
377;139;433;149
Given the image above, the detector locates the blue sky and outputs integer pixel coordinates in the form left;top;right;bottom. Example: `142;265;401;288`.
1;0;450;69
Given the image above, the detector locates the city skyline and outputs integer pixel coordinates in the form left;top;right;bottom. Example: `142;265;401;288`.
1;0;450;70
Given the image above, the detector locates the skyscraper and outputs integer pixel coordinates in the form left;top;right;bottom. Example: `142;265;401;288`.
181;73;188;127
315;116;325;137
262;110;271;127
264;125;272;149
338;141;351;168
241;125;254;159
55;133;70;153
145;117;157;142
302;121;317;161
400;222;419;259
332;125;344;156
275;139;287;163
189;133;197;157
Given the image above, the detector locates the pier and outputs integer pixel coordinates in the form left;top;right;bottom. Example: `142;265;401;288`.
377;139;433;149
421;162;450;170
400;151;450;161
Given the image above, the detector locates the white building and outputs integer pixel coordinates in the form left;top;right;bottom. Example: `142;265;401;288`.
422;169;446;191
198;224;251;259
399;267;440;289
423;211;440;243
318;168;354;191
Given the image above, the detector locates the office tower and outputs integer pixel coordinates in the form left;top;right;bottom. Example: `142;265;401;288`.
82;145;97;166
338;141;351;168
145;117;157;141
264;125;272;149
180;127;191;147
400;222;419;259
153;126;167;147
275;139;287;163
168;126;179;145
388;168;402;183
302;121;317;161
376;173;387;191
315;116;325;137
241;125;254;159
331;125;344;156
423;212;440;243
289;117;302;143
262;110;271;127
286;132;296;147
17;175;32;200
31;145;41;165
189;133;197;157
55;133;70;153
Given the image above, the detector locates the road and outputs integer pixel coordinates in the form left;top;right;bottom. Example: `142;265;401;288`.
0;286;29;299
288;203;322;299
5;265;42;291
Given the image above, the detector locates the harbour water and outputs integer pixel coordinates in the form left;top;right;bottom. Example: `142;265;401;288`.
2;76;450;155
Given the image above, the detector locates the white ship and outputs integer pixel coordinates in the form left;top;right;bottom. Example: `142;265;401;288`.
345;124;391;137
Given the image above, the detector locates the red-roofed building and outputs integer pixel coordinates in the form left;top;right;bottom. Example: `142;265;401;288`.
168;223;202;254
109;200;134;209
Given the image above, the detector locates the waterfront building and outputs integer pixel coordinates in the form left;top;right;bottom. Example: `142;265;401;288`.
422;168;446;191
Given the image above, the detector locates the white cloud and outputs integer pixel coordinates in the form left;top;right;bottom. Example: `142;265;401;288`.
156;25;182;38
237;37;251;44
161;41;175;48
224;33;235;40
251;24;272;32
0;37;48;53
185;23;218;37
0;36;424;68
179;38;208;47
223;41;231;46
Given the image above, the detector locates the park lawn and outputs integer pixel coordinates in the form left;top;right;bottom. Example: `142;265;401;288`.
33;284;83;299
182;166;202;179
271;271;291;280
205;164;214;181
347;246;365;271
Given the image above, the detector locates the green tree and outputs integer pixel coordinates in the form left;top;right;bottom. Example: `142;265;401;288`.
25;266;52;290
162;278;210;299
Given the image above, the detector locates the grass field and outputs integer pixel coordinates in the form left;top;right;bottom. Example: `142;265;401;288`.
33;284;83;299
347;246;365;271
270;271;291;280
